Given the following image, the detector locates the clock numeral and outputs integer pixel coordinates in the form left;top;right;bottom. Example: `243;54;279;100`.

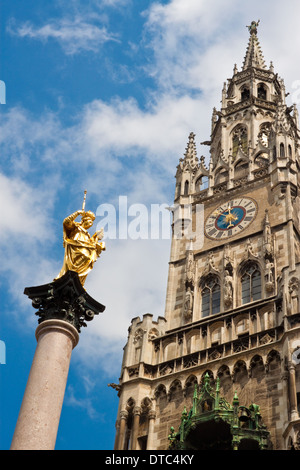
208;228;217;236
244;216;253;221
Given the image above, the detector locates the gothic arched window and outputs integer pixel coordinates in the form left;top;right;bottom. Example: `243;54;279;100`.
184;180;189;196
257;83;267;100
258;122;271;147
280;143;285;158
241;86;250;101
196;175;209;192
200;175;209;190
201;276;221;317
241;264;261;304
232;126;248;158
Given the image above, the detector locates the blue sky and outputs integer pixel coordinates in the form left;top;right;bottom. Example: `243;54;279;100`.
1;0;300;451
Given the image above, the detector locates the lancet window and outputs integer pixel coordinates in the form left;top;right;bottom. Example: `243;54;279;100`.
257;83;267;100
241;263;261;304
241;86;250;101
201;276;221;317
184;180;189;196
196;175;209;192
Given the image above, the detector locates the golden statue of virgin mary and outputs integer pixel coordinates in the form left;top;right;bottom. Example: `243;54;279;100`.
55;192;105;286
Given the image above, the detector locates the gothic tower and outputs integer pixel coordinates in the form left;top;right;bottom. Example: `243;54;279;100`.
113;21;300;450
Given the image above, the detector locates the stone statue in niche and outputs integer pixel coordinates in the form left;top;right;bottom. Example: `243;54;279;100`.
265;259;274;293
245;238;258;259
204;251;219;275
263;210;273;258
186;250;195;285
183;286;194;322
224;270;233;308
288;278;300;315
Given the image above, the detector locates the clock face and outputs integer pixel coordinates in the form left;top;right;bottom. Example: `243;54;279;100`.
205;197;257;240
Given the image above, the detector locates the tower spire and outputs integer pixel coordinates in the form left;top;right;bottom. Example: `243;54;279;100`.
242;20;266;70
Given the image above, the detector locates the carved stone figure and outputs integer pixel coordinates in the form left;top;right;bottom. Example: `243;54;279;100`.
224;270;233;307
247;20;260;35
184;287;194;321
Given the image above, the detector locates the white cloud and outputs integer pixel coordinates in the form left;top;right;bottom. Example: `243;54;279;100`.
0;171;61;326
78;94;205;167
7;16;119;55
0;173;53;242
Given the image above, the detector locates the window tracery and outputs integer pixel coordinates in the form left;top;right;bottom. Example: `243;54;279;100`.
258;122;271;147
241;263;262;304
201;276;221;317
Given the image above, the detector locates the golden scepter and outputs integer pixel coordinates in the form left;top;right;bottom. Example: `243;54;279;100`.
82;190;87;212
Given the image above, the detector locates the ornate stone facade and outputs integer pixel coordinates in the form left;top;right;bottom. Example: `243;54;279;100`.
113;24;300;450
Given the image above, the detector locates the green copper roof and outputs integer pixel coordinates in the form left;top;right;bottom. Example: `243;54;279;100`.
168;373;270;450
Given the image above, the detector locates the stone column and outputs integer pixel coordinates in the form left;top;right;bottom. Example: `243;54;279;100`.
11;320;79;450
117;411;128;450
10;270;105;451
113;420;120;450
146;410;157;450
288;362;299;421
131;406;141;450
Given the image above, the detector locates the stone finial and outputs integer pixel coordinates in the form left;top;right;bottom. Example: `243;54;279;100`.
182;132;199;170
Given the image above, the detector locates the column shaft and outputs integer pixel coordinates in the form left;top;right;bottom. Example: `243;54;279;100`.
289;363;299;420
131;407;141;450
10;320;79;450
146;411;156;450
117;411;128;450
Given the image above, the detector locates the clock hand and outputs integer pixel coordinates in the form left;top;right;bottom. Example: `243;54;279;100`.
224;204;238;228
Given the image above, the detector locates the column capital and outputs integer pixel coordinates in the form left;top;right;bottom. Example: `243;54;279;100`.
24;270;105;333
133;406;142;416
148;410;157;420
119;410;129;421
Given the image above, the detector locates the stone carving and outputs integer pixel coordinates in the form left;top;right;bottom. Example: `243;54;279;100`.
204;251;219;275
183;287;194;322
133;328;144;344
288;278;300;315
247;20;260;35
263;210;273;258
265;259;274;292
24;270;105;333
224;270;233;308
186;250;196;285
159;362;174;376
245;238;258;259
148;328;159;341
